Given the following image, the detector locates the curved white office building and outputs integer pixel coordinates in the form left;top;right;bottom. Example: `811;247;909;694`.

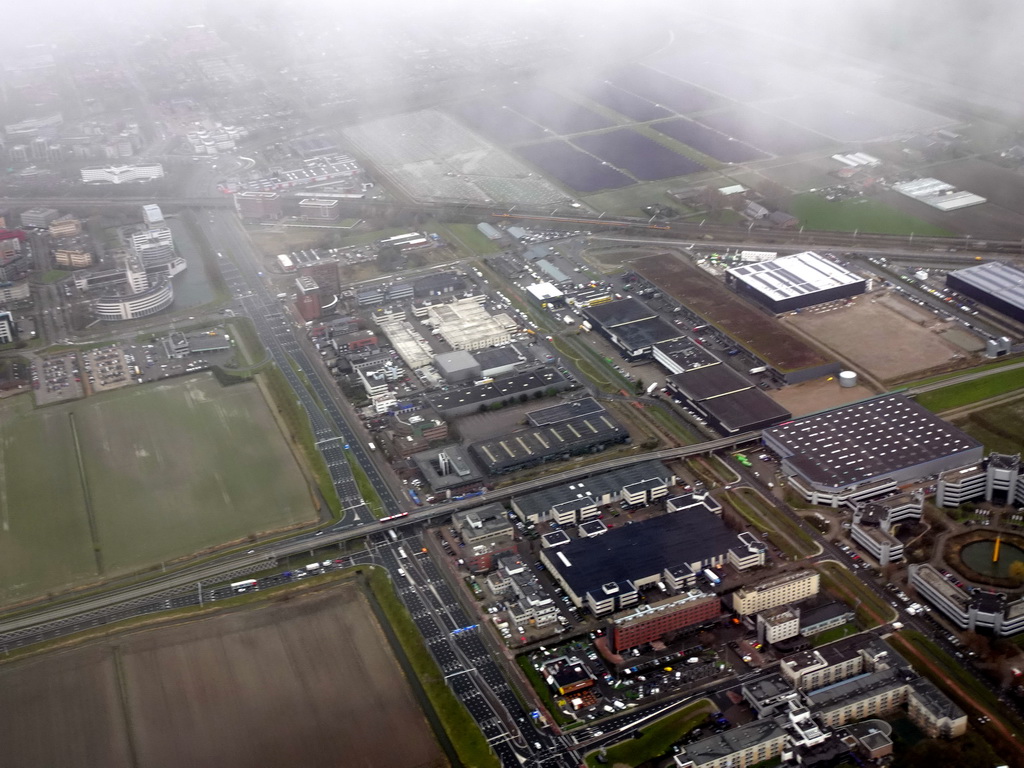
94;280;174;321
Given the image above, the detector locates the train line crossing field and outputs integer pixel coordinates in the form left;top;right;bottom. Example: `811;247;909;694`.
0;375;314;606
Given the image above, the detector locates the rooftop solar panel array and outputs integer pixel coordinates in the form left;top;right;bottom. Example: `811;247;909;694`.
728;251;863;302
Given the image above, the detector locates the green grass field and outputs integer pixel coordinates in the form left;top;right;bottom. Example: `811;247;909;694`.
585;699;711;767
440;223;502;254
790;194;954;236
915;367;1024;412
956;400;1024;455
0;376;314;605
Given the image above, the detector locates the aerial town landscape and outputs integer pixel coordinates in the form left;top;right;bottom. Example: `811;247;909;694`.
3;1;1024;766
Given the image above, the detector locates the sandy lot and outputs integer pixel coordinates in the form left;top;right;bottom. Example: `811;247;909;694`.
769;377;875;417
782;292;965;383
0;584;446;768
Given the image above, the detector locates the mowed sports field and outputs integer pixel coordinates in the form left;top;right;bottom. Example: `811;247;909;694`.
0;374;313;605
0;583;447;768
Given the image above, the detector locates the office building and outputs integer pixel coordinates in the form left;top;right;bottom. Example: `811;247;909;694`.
0;311;17;344
234;191;283;220
732;571;819;616
610;590;721;653
80;163;164;184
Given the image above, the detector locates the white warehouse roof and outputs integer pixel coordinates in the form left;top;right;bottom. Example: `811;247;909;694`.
727;251;863;302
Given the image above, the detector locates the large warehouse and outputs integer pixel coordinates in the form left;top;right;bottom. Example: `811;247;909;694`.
946;261;1024;324
583;297;685;358
541;502;764;615
470;403;629;475
726;251;866;314
763;395;984;507
666;364;791;434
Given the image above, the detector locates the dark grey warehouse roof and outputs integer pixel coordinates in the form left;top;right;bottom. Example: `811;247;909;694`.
611;317;685;351
513;460;672;521
528;397;605;426
471;409;627;473
702;388;792;433
947;261;1024;313
583;297;656;328
763;395;981;488
427;368;565;410
668;364;751;402
548;505;740;598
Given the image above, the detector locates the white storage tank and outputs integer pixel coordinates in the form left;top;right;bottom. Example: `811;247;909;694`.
839;370;858;388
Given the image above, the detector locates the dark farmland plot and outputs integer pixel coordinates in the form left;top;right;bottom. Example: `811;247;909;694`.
650;50;793;103
698;106;833;156
502;86;613;134
573;129;705;180
576;80;673;123
609;64;729;115
651;119;769;163
450;97;550;144
515;140;633;192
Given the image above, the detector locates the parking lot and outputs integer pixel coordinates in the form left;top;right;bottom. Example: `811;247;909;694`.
32;353;84;404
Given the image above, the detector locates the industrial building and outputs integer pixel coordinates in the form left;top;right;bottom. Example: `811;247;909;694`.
582;297;685;358
946;261;1024;324
763;395;984;507
427;297;516;351
610;590;721;653
433;350;481;383
470;404;629;475
666;364;791;434
652;338;720;374
909;564;1024;636
411;444;485;491
541;504;765;616
432;344;524;381
427;368;569;417
413;271;464;298
452;503;516;573
511;460;676;526
725;251;866;314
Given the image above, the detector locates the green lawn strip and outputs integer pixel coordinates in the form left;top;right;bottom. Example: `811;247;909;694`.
549;337;615;393
224;316;265;367
260;364;341;519
817;562;892;628
644;401;699;444
810;623;859;647
734;488;817;556
367;567;500;768
685;458;722;490
723;490;801;559
336;226;416;248
906;356;1024;388
38;269;71;284
517;655;573;726
584;699;713;768
916;368;1024;412
893;630;1021;737
789;193;954;236
345;449;385;518
438;223;502;254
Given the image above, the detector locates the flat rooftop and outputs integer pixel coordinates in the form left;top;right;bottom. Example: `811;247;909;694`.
471;409;627;473
528;397;605;426
667;364;752;402
763;395;981;488
611;316;685;351
701;387;792;433
583;297;656;328
653;337;719;371
548;504;740;598
513;460;672;521
428;368;566;411
727;251;864;302
947;261;1024;313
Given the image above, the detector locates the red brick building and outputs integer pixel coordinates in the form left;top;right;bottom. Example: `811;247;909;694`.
611;591;721;653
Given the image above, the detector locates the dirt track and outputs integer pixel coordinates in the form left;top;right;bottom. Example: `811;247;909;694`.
0;584;446;768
